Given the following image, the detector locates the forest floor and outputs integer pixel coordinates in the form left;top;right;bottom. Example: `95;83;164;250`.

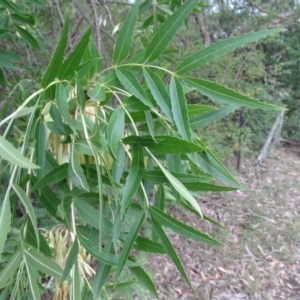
146;146;300;300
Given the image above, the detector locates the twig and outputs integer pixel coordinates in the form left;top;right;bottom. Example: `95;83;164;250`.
88;0;102;53
97;0;115;27
52;0;64;27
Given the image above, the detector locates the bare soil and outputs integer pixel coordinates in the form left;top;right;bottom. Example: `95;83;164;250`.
147;146;300;300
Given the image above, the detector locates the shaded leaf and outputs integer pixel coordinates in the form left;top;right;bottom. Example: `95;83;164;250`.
14;23;40;49
24;260;40;300
32;163;68;191
0;197;11;259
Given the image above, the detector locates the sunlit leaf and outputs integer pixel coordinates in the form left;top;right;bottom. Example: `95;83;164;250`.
0;136;39;169
113;0;140;64
0;197;11;259
145;0;199;61
170;76;192;141
116;210;145;278
24;259;40;300
176;28;284;74
107;106;125;158
149;206;222;245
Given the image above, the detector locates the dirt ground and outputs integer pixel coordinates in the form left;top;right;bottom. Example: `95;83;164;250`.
146;146;300;300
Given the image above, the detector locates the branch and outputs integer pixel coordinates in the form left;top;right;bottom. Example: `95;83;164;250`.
52;0;64;27
88;0;103;53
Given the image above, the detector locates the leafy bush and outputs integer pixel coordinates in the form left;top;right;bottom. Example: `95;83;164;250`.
0;0;283;298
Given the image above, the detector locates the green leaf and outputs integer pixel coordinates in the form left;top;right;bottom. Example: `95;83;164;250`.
128;257;158;299
120;148;144;213
184;77;283;110
60;239;79;284
69;146;90;192
193;151;241;188
113;0;140;64
0;136;39;169
42;18;69;88
148;151;203;216
143;68;173;120
116;68;153;108
0;197;11;259
145;0;199;61
0;0;19;12
32;163;68;191
190;104;239;129
152;220;192;287
24;260;40;300
87;85;106;103
71;262;81;300
133;236;165;254
25;249;64;280
144;170;210;184
25;219;53;257
12;184;39;247
176;28;285;74
184;182;237;192
0;251;22;289
150;206;222;245
35;119;46;180
187;104;216;117
56;84;76;132
75;199;100;230
10;13;35;26
170;77;192;141
32;184;61;220
107;106;125;158
14;23;40;49
58;27;91;80
79;237;137;267
123;135;204;154
116;210;145;278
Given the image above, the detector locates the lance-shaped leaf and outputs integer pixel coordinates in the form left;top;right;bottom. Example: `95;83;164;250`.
187;104;215;117
79;237;137;267
184;182;237;192
128;256;159;299
24;259;40;300
144;170;210;184
133;236;165;254
148;151;202;216
14;23;40;50
32;163;68;191
150;206;222;245
176;28;284;74
107;106;125;158
60;239;79;284
0;136;39;169
58;27;91;80
0;250;22;289
170;77;192;141
25;249;64;280
42;18;69;88
12;184;39;247
184;77;284;110
69;146;89;192
143;68;173;120
123;135;204;153
56;84;76;132
191;151;241;188
120;148;144;213
35;119;46;180
152;220;192;287
116;211;145;278
190;104;239;129
113;0;140;64
145;0;199;62
0;196;11;259
116;68;153;108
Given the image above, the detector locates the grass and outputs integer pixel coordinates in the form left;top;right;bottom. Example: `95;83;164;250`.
146;146;300;299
